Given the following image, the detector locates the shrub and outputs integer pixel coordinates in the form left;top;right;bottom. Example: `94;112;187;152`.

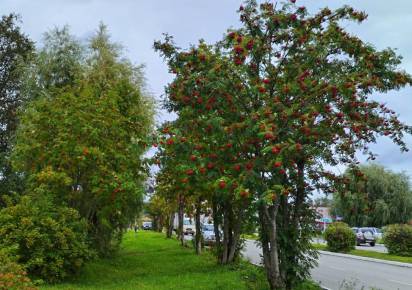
0;249;37;290
0;195;94;282
324;222;355;253
383;224;412;256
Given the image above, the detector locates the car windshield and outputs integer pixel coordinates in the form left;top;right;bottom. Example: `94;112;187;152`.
203;224;214;231
184;220;192;225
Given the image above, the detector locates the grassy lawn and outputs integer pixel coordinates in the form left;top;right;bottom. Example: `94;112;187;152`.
241;233;259;240
313;244;412;264
42;231;270;290
42;231;321;290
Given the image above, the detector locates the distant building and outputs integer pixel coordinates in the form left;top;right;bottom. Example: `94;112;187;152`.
314;206;333;231
316;206;331;220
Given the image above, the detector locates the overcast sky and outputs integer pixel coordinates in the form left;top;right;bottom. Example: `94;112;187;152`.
3;0;412;177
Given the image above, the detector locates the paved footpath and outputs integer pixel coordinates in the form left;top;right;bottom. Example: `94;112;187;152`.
243;240;412;290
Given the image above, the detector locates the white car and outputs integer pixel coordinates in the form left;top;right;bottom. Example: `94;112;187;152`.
201;223;216;245
183;218;195;235
369;227;383;239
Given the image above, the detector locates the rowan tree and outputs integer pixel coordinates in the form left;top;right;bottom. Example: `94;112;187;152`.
153;166;180;238
154;120;208;254
153;108;252;260
156;1;412;288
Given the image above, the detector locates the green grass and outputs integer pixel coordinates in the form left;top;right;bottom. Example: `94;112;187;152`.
42;231;269;290
242;233;259;240
313;244;412;264
42;231;320;290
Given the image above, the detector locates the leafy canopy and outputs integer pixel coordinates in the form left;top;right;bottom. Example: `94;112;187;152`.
154;0;412;288
12;24;154;255
0;14;34;199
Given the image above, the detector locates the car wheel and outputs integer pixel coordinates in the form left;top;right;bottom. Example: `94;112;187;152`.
369;242;375;247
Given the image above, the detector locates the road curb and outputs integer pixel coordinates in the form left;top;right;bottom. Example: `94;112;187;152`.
319;250;412;268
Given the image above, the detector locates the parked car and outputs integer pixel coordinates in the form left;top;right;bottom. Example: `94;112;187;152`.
369;227;383;239
201;223;216;245
352;227;376;246
142;221;152;230
183;218;195;235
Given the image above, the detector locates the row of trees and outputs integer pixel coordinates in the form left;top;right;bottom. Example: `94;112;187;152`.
151;1;412;289
0;15;153;282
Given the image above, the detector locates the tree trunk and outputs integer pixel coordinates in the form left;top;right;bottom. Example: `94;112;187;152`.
259;204;284;290
227;210;242;263
221;207;230;263
227;232;239;263
219;202;245;264
212;201;221;260
157;215;163;232
166;211;174;238
178;195;184;246
152;216;158;231
195;197;202;254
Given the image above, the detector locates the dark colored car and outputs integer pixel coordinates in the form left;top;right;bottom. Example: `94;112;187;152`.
352;227;376;246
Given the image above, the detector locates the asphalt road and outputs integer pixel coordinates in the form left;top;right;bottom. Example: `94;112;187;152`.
243;240;412;290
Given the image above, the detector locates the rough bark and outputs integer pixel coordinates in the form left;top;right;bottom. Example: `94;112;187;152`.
166;211;174;238
221;207;230;264
219;201;244;264
158;216;164;232
259;203;284;290
195;197;202;254
212;202;221;243
227;230;239;263
212;200;221;260
178;195;184;246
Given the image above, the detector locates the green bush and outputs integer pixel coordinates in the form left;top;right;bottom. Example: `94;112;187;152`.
324;222;355;253
0;195;94;282
0;249;37;290
383;224;412;256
